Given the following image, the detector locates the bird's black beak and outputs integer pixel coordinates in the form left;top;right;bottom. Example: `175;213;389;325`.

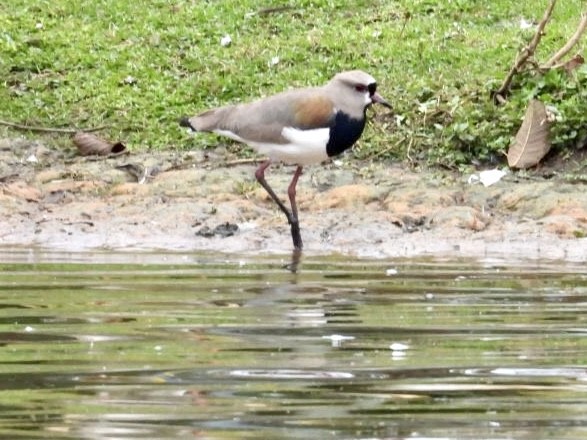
371;92;392;109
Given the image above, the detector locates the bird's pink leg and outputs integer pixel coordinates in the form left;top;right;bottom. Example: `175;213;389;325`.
255;160;291;217
255;160;303;250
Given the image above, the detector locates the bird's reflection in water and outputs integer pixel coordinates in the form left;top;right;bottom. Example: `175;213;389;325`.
284;248;302;273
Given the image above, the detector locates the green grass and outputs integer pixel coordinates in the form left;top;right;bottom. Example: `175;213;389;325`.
0;0;585;167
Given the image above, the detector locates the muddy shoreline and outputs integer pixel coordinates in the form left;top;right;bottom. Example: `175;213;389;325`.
1;137;586;262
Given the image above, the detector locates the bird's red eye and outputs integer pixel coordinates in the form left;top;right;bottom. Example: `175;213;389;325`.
355;84;368;93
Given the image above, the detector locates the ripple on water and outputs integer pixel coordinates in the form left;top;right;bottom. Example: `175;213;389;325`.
0;252;586;439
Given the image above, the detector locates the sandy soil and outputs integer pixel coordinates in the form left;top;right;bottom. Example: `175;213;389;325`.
1;137;586;262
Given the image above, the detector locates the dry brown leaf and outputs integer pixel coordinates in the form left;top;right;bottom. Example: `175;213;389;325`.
73;132;126;156
562;53;585;73
507;99;552;169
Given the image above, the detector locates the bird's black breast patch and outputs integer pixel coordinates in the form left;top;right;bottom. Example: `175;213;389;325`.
326;112;366;158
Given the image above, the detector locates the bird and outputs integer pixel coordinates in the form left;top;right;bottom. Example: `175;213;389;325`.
180;70;391;250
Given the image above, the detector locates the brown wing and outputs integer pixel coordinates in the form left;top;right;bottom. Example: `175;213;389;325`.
291;95;336;129
185;89;336;144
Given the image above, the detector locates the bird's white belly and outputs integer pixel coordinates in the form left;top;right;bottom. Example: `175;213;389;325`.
253;142;329;165
214;127;330;166
256;127;330;165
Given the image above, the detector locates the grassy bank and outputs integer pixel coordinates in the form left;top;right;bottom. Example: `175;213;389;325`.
1;0;585;167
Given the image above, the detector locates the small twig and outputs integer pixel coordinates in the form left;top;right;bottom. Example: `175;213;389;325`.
399;12;411;39
493;0;557;103
63;220;95;227
366;138;405;161
224;157;261;167
406;137;415;165
163;156;261;173
257;6;294;15
83;149;130;160
542;12;587;69
0;119;109;134
246;6;294;17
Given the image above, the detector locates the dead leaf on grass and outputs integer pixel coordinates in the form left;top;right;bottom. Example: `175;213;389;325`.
73;132;126;156
507;99;552;169
561;53;584;74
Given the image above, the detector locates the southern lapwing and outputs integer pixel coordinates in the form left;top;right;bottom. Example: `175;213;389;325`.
180;70;391;250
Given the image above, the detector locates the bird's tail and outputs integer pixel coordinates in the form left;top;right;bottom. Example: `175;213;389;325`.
179;107;228;132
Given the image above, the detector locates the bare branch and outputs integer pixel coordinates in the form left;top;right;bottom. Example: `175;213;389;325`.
256;6;294;15
493;0;557;103
246;6;295;17
223;158;261;167
542;12;587;69
0;119;109;134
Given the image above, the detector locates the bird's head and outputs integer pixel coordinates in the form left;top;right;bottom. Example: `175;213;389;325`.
327;70;392;118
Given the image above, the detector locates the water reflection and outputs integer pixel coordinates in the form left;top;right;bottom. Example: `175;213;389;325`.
0;250;586;439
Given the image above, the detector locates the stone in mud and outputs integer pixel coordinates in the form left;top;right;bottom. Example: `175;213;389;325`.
213;222;239;237
196;222;239;238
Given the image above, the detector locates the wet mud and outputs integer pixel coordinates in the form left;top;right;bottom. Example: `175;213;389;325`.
1;137;586;261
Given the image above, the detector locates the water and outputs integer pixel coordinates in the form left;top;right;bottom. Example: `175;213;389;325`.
0;249;586;439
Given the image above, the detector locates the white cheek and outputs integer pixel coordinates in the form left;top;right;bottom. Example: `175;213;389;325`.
364;93;371;105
